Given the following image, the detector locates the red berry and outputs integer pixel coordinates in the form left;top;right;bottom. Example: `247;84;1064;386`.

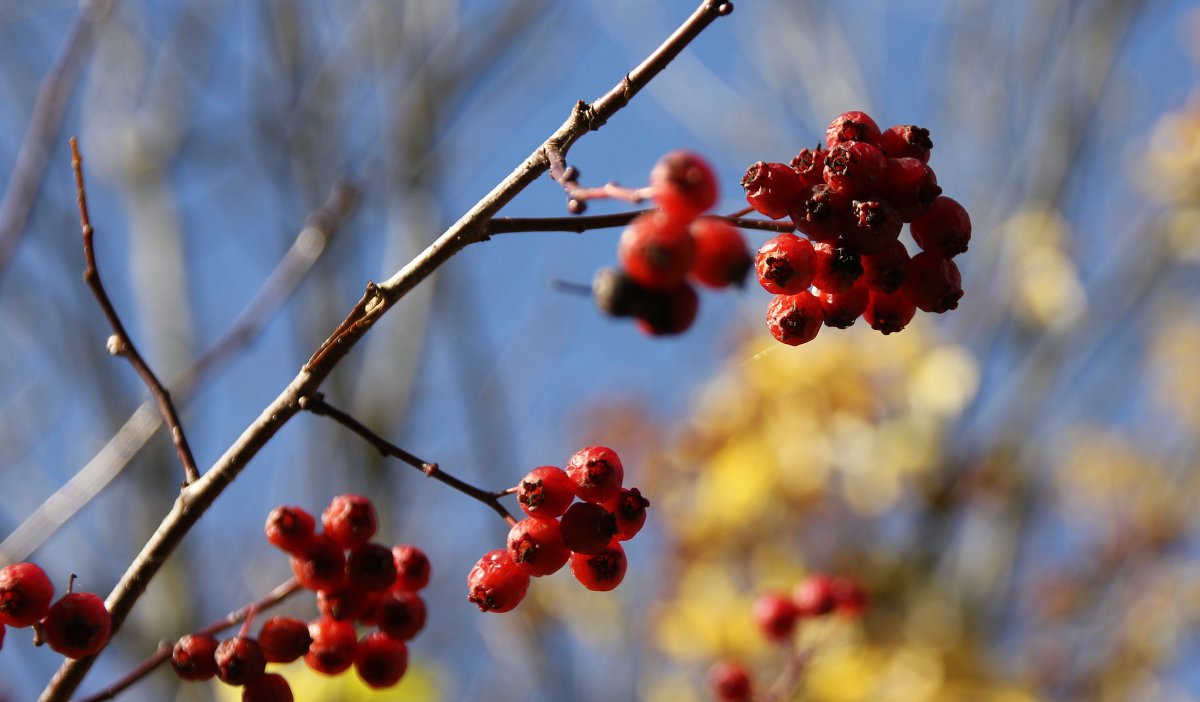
373;590;427;640
766;293;823;346
354;632;409;689
843;200;902;256
171;633;220;680
467;549;530;613
305;618;358;675
634;281;700;337
793;574;837;617
790;183;851;243
860;239;911;294
910;195;971;257
825;111;882;148
242;672;293;702
569;541;627;592
741;161;801;219
708;660;752;702
317;587;371;622
881;157;941;222
0;562;54;628
214;635;267;685
290;533;347;592
618;212;696;290
560;502;618;555
258;616;312;663
864;289;917;335
811;241;863;294
603;487;650;541
790;146;828;188
322;494;378;549
264;505;316;555
391;545;432;591
649;150;719;221
755;233;815;295
347;542;398;592
566;445;624;503
824;141;887;199
815;279;869;329
879;124;933;162
752;592;799;643
516;466;576;519
903;251;963;313
41;591;111;659
689;217;752;289
832;576;869;617
507;518;571;577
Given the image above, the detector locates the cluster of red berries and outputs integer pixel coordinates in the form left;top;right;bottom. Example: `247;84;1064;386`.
708;573;868;702
593;151;752;336
743;111;972;344
168;495;430;700
467;446;649;612
0;562;111;660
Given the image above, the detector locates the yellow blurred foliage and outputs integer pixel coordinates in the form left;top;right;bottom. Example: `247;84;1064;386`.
211;658;443;702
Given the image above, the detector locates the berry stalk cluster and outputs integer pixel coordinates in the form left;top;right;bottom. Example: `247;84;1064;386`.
0;563;111;661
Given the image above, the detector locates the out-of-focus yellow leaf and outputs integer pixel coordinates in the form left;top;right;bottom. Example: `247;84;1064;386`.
212;658;443;702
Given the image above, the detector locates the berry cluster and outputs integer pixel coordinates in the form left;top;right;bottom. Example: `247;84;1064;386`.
593;151;752;336
744;110;972;344
169;495;430;700
467;446;649;612
0;562;111;660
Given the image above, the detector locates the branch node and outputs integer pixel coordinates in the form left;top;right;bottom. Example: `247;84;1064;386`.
421;462;438;477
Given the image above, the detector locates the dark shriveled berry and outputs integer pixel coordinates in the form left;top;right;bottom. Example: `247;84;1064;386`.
242;672;293;702
592;267;651;319
560;502;619;555
635;282;700;337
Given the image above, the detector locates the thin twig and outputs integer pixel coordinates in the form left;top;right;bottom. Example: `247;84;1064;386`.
70;138;200;486
41;4;732;698
545;143;654;209
487;210;793;235
74;579;302;702
300;394;517;526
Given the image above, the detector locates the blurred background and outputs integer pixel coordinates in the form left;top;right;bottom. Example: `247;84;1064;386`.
1;0;1199;700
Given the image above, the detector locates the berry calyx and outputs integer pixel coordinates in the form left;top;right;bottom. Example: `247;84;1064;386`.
354;632;409;689
347;542;399;592
516;466;576;519
0;562;54;628
290;533;348;592
790;184;850;243
603;487;650;541
793;574;837;617
41;591;111;659
322;494;378;549
559;502;619;555
864;289;917;335
263;505;317;555
258;616;312;663
649;150;719;221
566;445;624;503
790;146;828;188
766;292;824;346
741;161;801;219
823;141;887;199
242;672;293;702
689;217;753;289
569;541;628;592
618;212;696;290
754;233;815;295
305;618;358;675
816;279;869;329
880;123;933;162
910;195;972;257
214;635;267;685
171;633;220;680
844;200;902;256
903;251;963;313
466;549;530;613
373;590;427;640
826;110;882;148
507;518;571;577
708;660;753;702
391;545;432;591
752;592;799;643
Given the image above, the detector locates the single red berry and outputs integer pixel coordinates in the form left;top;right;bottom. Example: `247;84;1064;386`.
634;282;700;337
603;487;650;541
708;660;753;702
290;533;348;592
860;239;911;294
347;542;398;592
741;161;802;219
843;200;902;256
264;505;316;555
752;592;800;643
560;502;619;555
317;587;372;622
466;549;530;613
902;251;963;313
815;279;869;329
793;574;837;617
507;518;571;577
825;110;882;148
824;141;887;199
566;445;624;503
910;195;971;257
754;233;815;295
881;157;941;222
258;616;312;663
354;632;409;689
689;217;752;289
618;212;696;290
649;150;719;221
373;590;427;640
864;289;917;335
0;562;54;628
170;633;220;680
569;541;627;592
832;576;870;617
305;618;358;675
516;466;576;519
790;146;828;188
214;635;267;686
811;241;863;294
322;494;378;549
766;293;824;346
391;545;432;591
790;183;851;243
879;124;933;162
242;672;293;702
41;591;111;659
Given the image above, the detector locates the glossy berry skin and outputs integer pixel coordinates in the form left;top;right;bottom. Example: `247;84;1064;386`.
467;549;530;613
566;445;624;503
170;633;220;680
844;200;902;256
214;636;266;685
305;618;358;675
864;289;917;335
793;574;837;617
242;672;293;702
559;502;619;555
649;150;719;221
752;592;800;643
811;241;863;294
322;494;378;549
0;562;54;628
880;124;933;162
355;632;409;689
373;590;427;640
347;542;399;592
41;592;111;659
290;533;347;592
825;111;882;148
832;576;870;617
391;545;432;591
635;281;700;337
790;146;828;189
790;184;851;243
264;505;316;555
618;212;696;290
903;252;963;313
824;141;887;199
517;466;576;519
569;541;627;592
766;293;824;346
816;279;869;329
708;660;753;702
689;217;752;289
755;233;815;295
258;616;312;663
741;161;802;219
881;157;941;222
911;196;971;257
861;239;911;294
507;518;571;577
603;487;650;541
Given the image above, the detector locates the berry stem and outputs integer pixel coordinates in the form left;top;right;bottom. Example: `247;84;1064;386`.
300;394;519;526
488;210;793;235
544;145;654;210
550;279;594;296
